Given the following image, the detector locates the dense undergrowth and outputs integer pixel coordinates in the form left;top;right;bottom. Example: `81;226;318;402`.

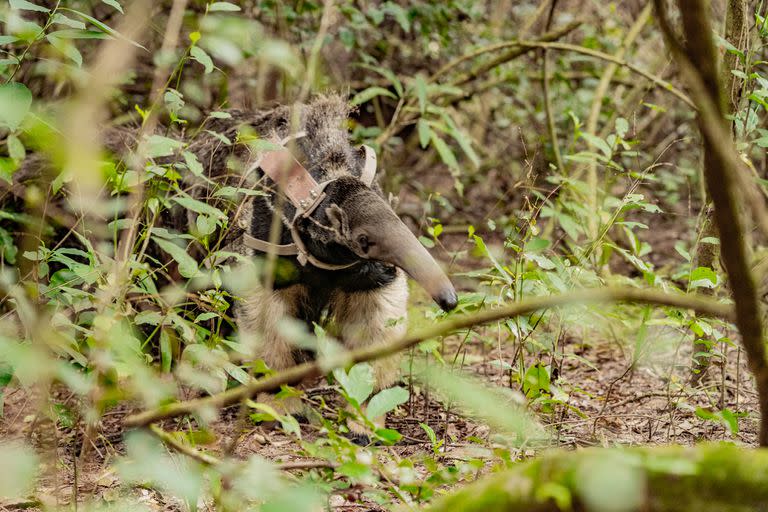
1;0;768;510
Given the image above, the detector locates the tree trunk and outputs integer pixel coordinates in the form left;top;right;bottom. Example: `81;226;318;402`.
691;0;748;382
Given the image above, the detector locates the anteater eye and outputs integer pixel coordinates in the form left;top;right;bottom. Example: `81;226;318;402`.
357;234;370;252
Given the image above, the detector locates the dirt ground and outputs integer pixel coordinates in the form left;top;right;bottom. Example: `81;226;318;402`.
0;315;757;511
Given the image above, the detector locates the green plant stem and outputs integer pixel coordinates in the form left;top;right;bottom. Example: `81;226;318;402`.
5;0;61;84
124;286;733;427
542;49;564;174
582;3;651;250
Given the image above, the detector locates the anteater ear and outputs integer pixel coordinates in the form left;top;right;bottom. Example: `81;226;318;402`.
325;204;350;240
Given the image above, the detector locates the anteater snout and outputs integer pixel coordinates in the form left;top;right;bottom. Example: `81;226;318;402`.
435;288;458;312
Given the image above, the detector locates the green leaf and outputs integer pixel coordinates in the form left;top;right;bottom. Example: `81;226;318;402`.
417;119;431;148
172;195;227;221
419;422;437;445
0;83;32;131
52;404;76;428
195;312;218;322
384;2;410;32
8;19;43;42
9;0;49;12
159;329;172;372
350;86;397;106
580;132;612;157
46;29;110;40
101;0;124;12
373;427;402;444
0;36;20;45
430;131;459;169
0;364;12;417
224;362;250;385
182;151;204;177
526;252;556;270
59;8;146;49
442;120;479;168
414;75;427;114
366;386;408;421
0;228;17;264
523;363;550;398
195;214;216;237
333;363;374;405
0;365;12;388
52;13;86;29
690;266;718;289
164;88;184;114
337;461;371;480
152;237;200;278
145;134;184;158
209;1;241;11
357;64;403;97
7;134;25;162
674;241;691;262
135;310;162;325
615;117;629;139
720;408;740;434
419;235;435;248
46;34;83;66
190;45;214;74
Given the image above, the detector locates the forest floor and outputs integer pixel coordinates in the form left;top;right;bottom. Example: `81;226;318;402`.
0;316;757;511
0;181;755;511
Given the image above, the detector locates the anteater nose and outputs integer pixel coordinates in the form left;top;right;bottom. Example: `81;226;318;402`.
435;289;458;312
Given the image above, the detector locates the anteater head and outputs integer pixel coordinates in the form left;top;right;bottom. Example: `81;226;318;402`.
256;95;457;311
296;175;458;312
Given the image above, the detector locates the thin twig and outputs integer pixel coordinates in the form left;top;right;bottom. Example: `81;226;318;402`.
149;424;221;466
429;20;582;84
520;40;693;107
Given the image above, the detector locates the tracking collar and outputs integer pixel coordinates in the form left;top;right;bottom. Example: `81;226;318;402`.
243;132;377;271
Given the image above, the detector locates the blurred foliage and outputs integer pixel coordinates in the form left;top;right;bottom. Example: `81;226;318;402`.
1;0;768;510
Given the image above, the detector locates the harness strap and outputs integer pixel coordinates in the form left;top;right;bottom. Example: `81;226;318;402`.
360;144;377;186
243;133;377;271
242;234;298;256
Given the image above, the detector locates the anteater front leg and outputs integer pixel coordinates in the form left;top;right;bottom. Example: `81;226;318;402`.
330;270;409;429
237;283;309;414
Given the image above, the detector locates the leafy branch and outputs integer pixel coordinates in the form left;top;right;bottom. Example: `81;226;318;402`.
124;286;733;427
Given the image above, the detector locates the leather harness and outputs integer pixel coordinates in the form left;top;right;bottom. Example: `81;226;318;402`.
242;132;378;271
